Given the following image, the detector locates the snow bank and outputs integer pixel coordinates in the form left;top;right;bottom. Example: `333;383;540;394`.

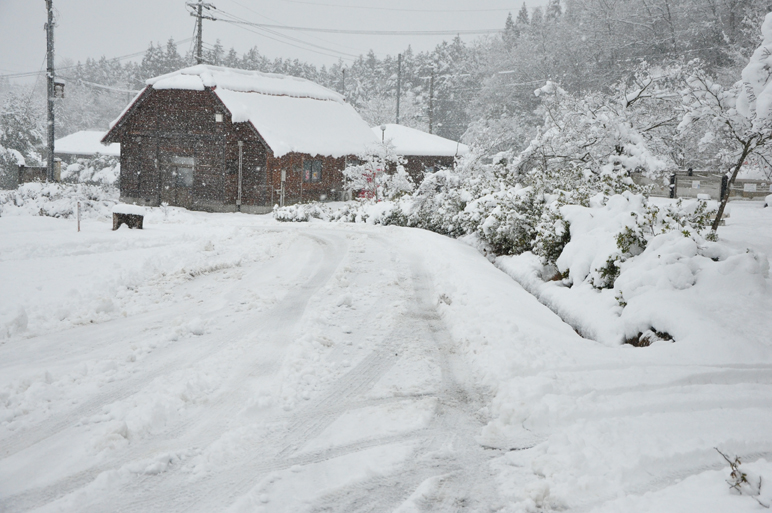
0;182;118;219
497;196;771;358
402;208;772;512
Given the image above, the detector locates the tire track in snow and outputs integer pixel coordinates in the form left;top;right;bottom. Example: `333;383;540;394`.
6;229;500;512
106;234;414;512
288;243;504;512
65;231;401;511
0;231;347;513
0;237;303;461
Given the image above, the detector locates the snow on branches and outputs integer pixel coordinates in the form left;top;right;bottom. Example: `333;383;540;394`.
519;77;674;179
341;141;414;201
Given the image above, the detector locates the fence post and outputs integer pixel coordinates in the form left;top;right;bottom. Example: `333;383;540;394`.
720;174;728;201
669;172;676;198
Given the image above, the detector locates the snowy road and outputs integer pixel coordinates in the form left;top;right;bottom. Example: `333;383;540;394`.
2;207;772;512
0;218;519;512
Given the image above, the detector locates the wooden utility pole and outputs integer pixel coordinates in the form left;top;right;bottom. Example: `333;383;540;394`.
45;0;55;182
429;71;434;134
187;1;216;64
396;53;402;125
196;1;203;64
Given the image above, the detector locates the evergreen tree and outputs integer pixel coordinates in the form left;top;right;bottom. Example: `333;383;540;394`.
162;38;185;72
516;3;529;25
140;42;167;79
545;0;562;22
504;12;519;48
531;6;543;25
0;90;45;166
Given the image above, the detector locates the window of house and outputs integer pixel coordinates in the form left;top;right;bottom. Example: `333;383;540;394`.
172;156;195;187
303;160;322;183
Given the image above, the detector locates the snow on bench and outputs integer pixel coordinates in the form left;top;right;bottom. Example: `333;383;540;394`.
112;204;145;230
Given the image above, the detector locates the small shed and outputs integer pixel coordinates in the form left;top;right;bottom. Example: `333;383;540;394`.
102;65;378;213
55;131;120;163
373;124;469;182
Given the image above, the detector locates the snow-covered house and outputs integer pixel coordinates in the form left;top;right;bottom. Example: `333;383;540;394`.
373;124;469;182
55;131;120;162
102;65;378;212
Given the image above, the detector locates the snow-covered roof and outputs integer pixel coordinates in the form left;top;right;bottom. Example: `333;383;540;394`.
56;131;120;157
144;65;378;158
372;124;469;157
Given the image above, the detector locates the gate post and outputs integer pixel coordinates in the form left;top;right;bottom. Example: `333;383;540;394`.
720;174;728;200
669;172;676;198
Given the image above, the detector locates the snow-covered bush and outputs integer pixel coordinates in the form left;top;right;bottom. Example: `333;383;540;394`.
0;144;25;189
342;141;413;201
0;182;118;219
398;166;476;237
0;91;44;169
60;155;120;186
518;79;675;179
272;202;331;222
554;193;719;290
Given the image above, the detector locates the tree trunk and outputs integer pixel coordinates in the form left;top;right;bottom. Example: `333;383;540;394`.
711;141;753;232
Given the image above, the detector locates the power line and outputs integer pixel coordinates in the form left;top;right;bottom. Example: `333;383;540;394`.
0;38;194;81
59;77;141;94
223;21;357;62
280;0;516;13
224;0;375;56
211;17;502;36
213;8;359;60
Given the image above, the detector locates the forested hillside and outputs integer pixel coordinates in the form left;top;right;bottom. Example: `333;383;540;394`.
1;0;768;167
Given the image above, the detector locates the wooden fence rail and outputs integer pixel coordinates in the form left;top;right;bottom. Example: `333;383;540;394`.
632;171;772;200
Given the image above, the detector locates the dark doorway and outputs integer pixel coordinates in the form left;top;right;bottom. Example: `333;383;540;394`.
161;156;195;208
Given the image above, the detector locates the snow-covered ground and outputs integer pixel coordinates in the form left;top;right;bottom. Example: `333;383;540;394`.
1;199;771;512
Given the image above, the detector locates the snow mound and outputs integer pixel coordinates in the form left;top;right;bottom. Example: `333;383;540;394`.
112;203;146;216
0;182;118;219
498;196;772;353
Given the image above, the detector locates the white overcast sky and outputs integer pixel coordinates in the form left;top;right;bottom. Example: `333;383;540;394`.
0;0;546;82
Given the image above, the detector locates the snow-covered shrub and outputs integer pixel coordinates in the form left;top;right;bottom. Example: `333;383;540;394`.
342;141;413;201
272;202;330;222
715;449;771;509
0;144;25;189
0;182;118;219
399;167;474;237
0;91;44;169
533;205;571;273
555;194;719;290
458;184;540;255
60;155;120;186
519;79;674;180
